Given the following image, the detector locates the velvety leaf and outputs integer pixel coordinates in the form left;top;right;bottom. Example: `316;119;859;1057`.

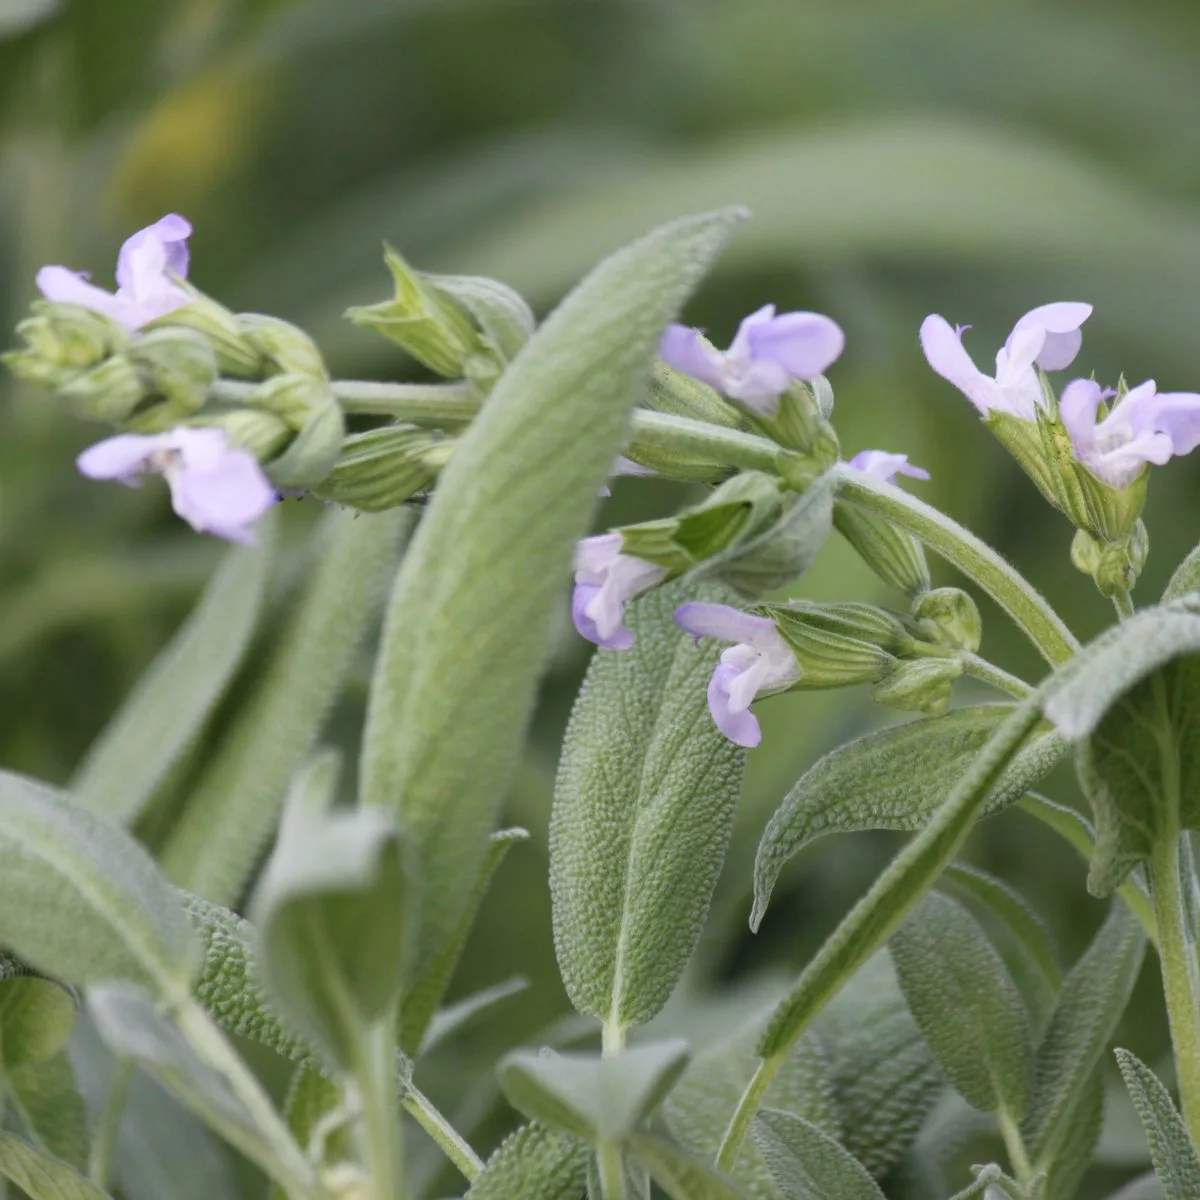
71;521;274;824
1115;1049;1200;1200
812;952;942;1179
498;1039;690;1144
267;1066;350;1200
1041;1067;1105;1200
752;1108;884;1200
463;1122;588;1200
8;1053;88;1171
250;750;407;1071
551;580;745;1030
401;827;528;1057
0;978;77;1070
360;209;743;1000
628;1132;750;1200
161;506;411;906
0;1132;109;1200
752;707;1063;929
419;976;529;1056
0;770;198;992
1023;904;1146;1171
889;891;1032;1116
664;1005;835;1199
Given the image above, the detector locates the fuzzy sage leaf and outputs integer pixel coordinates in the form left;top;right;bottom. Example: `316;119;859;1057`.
463;1122;588;1200
628;1132;751;1199
360;209;744;1007
551;580;746;1032
752;706;1063;930
752;1108;885;1200
889;891;1033;1117
1115;1048;1200;1200
0;1131;110;1200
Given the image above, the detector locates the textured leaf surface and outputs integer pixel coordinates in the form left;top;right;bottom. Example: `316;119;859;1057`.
418;975;528;1056
752;707;1063;929
1023;904;1146;1169
161;507;410;906
463;1122;588;1200
664;1006;835;1199
0;1132;108;1200
1115;1049;1200;1200
498;1039;689;1144
752;1109;884;1200
551;581;745;1029
1041;1067;1104;1200
360;210;743;990
0;978;77;1070
8;1053;88;1171
0;770;197;991
889;892;1032;1116
71;521;274;824
628;1132;750;1200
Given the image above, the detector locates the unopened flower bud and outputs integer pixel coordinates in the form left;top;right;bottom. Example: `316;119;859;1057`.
314;424;454;511
424;272;535;365
150;292;264;378
237;313;327;380
246;374;346;489
1072;521;1149;597
194;408;291;462
57;356;145;422
913;587;982;652
768;604;896;688
646;361;743;428
870;656;963;715
345;244;488;380
127;327;218;415
7;302;129;380
751;380;840;464
834;502;932;598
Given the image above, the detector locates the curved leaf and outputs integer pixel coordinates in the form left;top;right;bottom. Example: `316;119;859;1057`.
1115;1050;1200;1200
753;1109;885;1200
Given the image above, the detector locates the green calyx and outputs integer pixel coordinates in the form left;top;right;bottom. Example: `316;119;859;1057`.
314;424;455;512
869;655;964;715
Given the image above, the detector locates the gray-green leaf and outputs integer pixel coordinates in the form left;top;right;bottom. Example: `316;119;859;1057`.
551;581;745;1031
1115;1049;1200;1200
250;751;407;1071
1023;904;1146;1170
628;1132;750;1200
464;1122;588;1200
0;1131;109;1200
360;209;743;996
0;770;198;992
0;978;77;1071
498;1039;690;1144
752;707;1063;929
8;1053;88;1171
752;1109;884;1200
889;892;1032;1117
71;520;274;824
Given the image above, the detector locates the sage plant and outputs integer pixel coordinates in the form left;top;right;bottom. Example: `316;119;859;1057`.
1;205;1199;1200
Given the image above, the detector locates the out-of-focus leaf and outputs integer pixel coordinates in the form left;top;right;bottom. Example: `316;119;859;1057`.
0;770;198;992
551;581;745;1032
0;0;58;37
418;976;529;1057
360;209;742;1009
752;707;1062;929
628;1131;750;1200
0;977;76;1070
0;1131;108;1200
1115;1049;1200;1200
161;507;411;906
71;521;274;824
7;1052;87;1171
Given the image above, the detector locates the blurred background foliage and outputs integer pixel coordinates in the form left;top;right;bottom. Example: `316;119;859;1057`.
1;0;1198;1194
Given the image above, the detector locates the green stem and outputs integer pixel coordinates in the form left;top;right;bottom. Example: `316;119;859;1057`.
1112;588;1137;621
627;410;782;474
173;997;322;1200
833;465;1079;667
998;1106;1033;1187
210;378;483;425
602;1013;626;1058
597;1139;627;1200
352;1018;403;1200
402;1083;482;1183
88;1056;133;1190
960;653;1035;700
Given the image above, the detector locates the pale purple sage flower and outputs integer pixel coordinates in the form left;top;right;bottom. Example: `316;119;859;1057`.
572;533;668;649
660;304;844;414
848;450;930;484
920;302;1092;421
1060;378;1200;489
37;214;193;330
674;601;801;748
597;455;654;497
77;427;276;543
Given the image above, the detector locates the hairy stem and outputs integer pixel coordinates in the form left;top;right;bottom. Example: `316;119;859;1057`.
402;1083;482;1183
998;1107;1033;1188
597;1140;627;1200
960;653;1035;700
352;1018;403;1200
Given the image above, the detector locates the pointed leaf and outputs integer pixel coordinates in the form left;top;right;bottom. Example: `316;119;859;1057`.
889;891;1032;1116
627;1132;750;1200
419;976;529;1056
71;522;274;824
162;507;411;906
1023;904;1146;1168
753;707;1063;929
1115;1049;1200;1200
8;1053;88;1171
1041;1067;1104;1200
498;1039;690;1144
401;827;528;1056
251;750;407;1071
551;580;745;1030
0;770;197;991
752;1109;885;1200
0;1132;109;1200
464;1122;588;1200
361;209;744;992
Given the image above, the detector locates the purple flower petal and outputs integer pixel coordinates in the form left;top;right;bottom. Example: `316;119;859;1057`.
674;601;778;645
167;444;277;542
707;661;762;748
76;433;166;484
36;267;130;325
1008;302;1092;371
1059;378;1105;464
116;214;192;294
745;311;845;380
1143;389;1200;457
848;450;930;483
919;314;1002;415
572;582;634;649
659;324;726;392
